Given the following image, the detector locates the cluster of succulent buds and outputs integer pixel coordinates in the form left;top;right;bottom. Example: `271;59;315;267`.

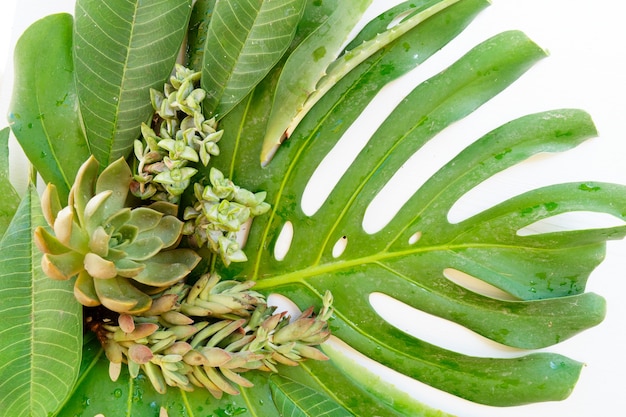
183;168;270;265
93;272;333;397
130;63;270;266
131;64;223;202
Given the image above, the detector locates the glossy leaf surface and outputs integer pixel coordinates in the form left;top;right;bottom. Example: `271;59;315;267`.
201;0;306;118
73;0;192;167
260;0;374;163
8;13;89;202
216;28;626;406
0;127;20;237
0;186;82;417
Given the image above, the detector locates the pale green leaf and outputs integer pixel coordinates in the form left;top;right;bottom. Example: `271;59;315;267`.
283;0;467;141
0;127;20;237
9;13;89;202
0;185;82;417
269;375;354;417
73;0;192;167
260;0;374;164
202;0;306;118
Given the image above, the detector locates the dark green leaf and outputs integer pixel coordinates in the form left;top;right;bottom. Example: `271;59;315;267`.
0;127;20;237
201;0;306;118
8;13;89;201
0;186;82;417
218;29;625;406
186;0;216;71
73;0;192;167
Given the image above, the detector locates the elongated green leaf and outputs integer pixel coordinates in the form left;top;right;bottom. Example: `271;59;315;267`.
186;0;216;71
269;375;353;417
8;13;89;202
260;0;374;164
73;0;192;167
0;185;82;417
202;0;306;118
0;127;20;237
282;0;467;142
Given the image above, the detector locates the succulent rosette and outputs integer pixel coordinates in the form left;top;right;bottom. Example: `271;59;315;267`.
34;155;200;314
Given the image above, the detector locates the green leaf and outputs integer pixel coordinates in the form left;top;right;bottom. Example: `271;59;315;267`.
218;28;625;407
322;340;455;417
73;0;192;167
201;0;306;118
0;127;20;237
8;13;90;202
0;185;82;417
260;0;374;164
269;375;354;417
186;0;216;71
281;0;469;145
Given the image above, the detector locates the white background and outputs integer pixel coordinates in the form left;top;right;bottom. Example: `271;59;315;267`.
1;1;625;416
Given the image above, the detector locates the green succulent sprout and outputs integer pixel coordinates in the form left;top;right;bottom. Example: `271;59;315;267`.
131;64;224;202
34;155;201;314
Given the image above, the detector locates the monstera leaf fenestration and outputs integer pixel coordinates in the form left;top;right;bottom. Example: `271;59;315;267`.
6;1;623;417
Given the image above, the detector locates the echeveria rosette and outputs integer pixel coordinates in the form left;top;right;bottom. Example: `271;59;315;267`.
34;155;201;314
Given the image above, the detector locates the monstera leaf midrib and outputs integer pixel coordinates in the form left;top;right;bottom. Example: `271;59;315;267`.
252;242;515;285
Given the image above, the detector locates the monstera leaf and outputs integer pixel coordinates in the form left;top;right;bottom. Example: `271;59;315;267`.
212;26;626;408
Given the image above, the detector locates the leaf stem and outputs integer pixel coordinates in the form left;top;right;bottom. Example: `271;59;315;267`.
28;162;37;186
